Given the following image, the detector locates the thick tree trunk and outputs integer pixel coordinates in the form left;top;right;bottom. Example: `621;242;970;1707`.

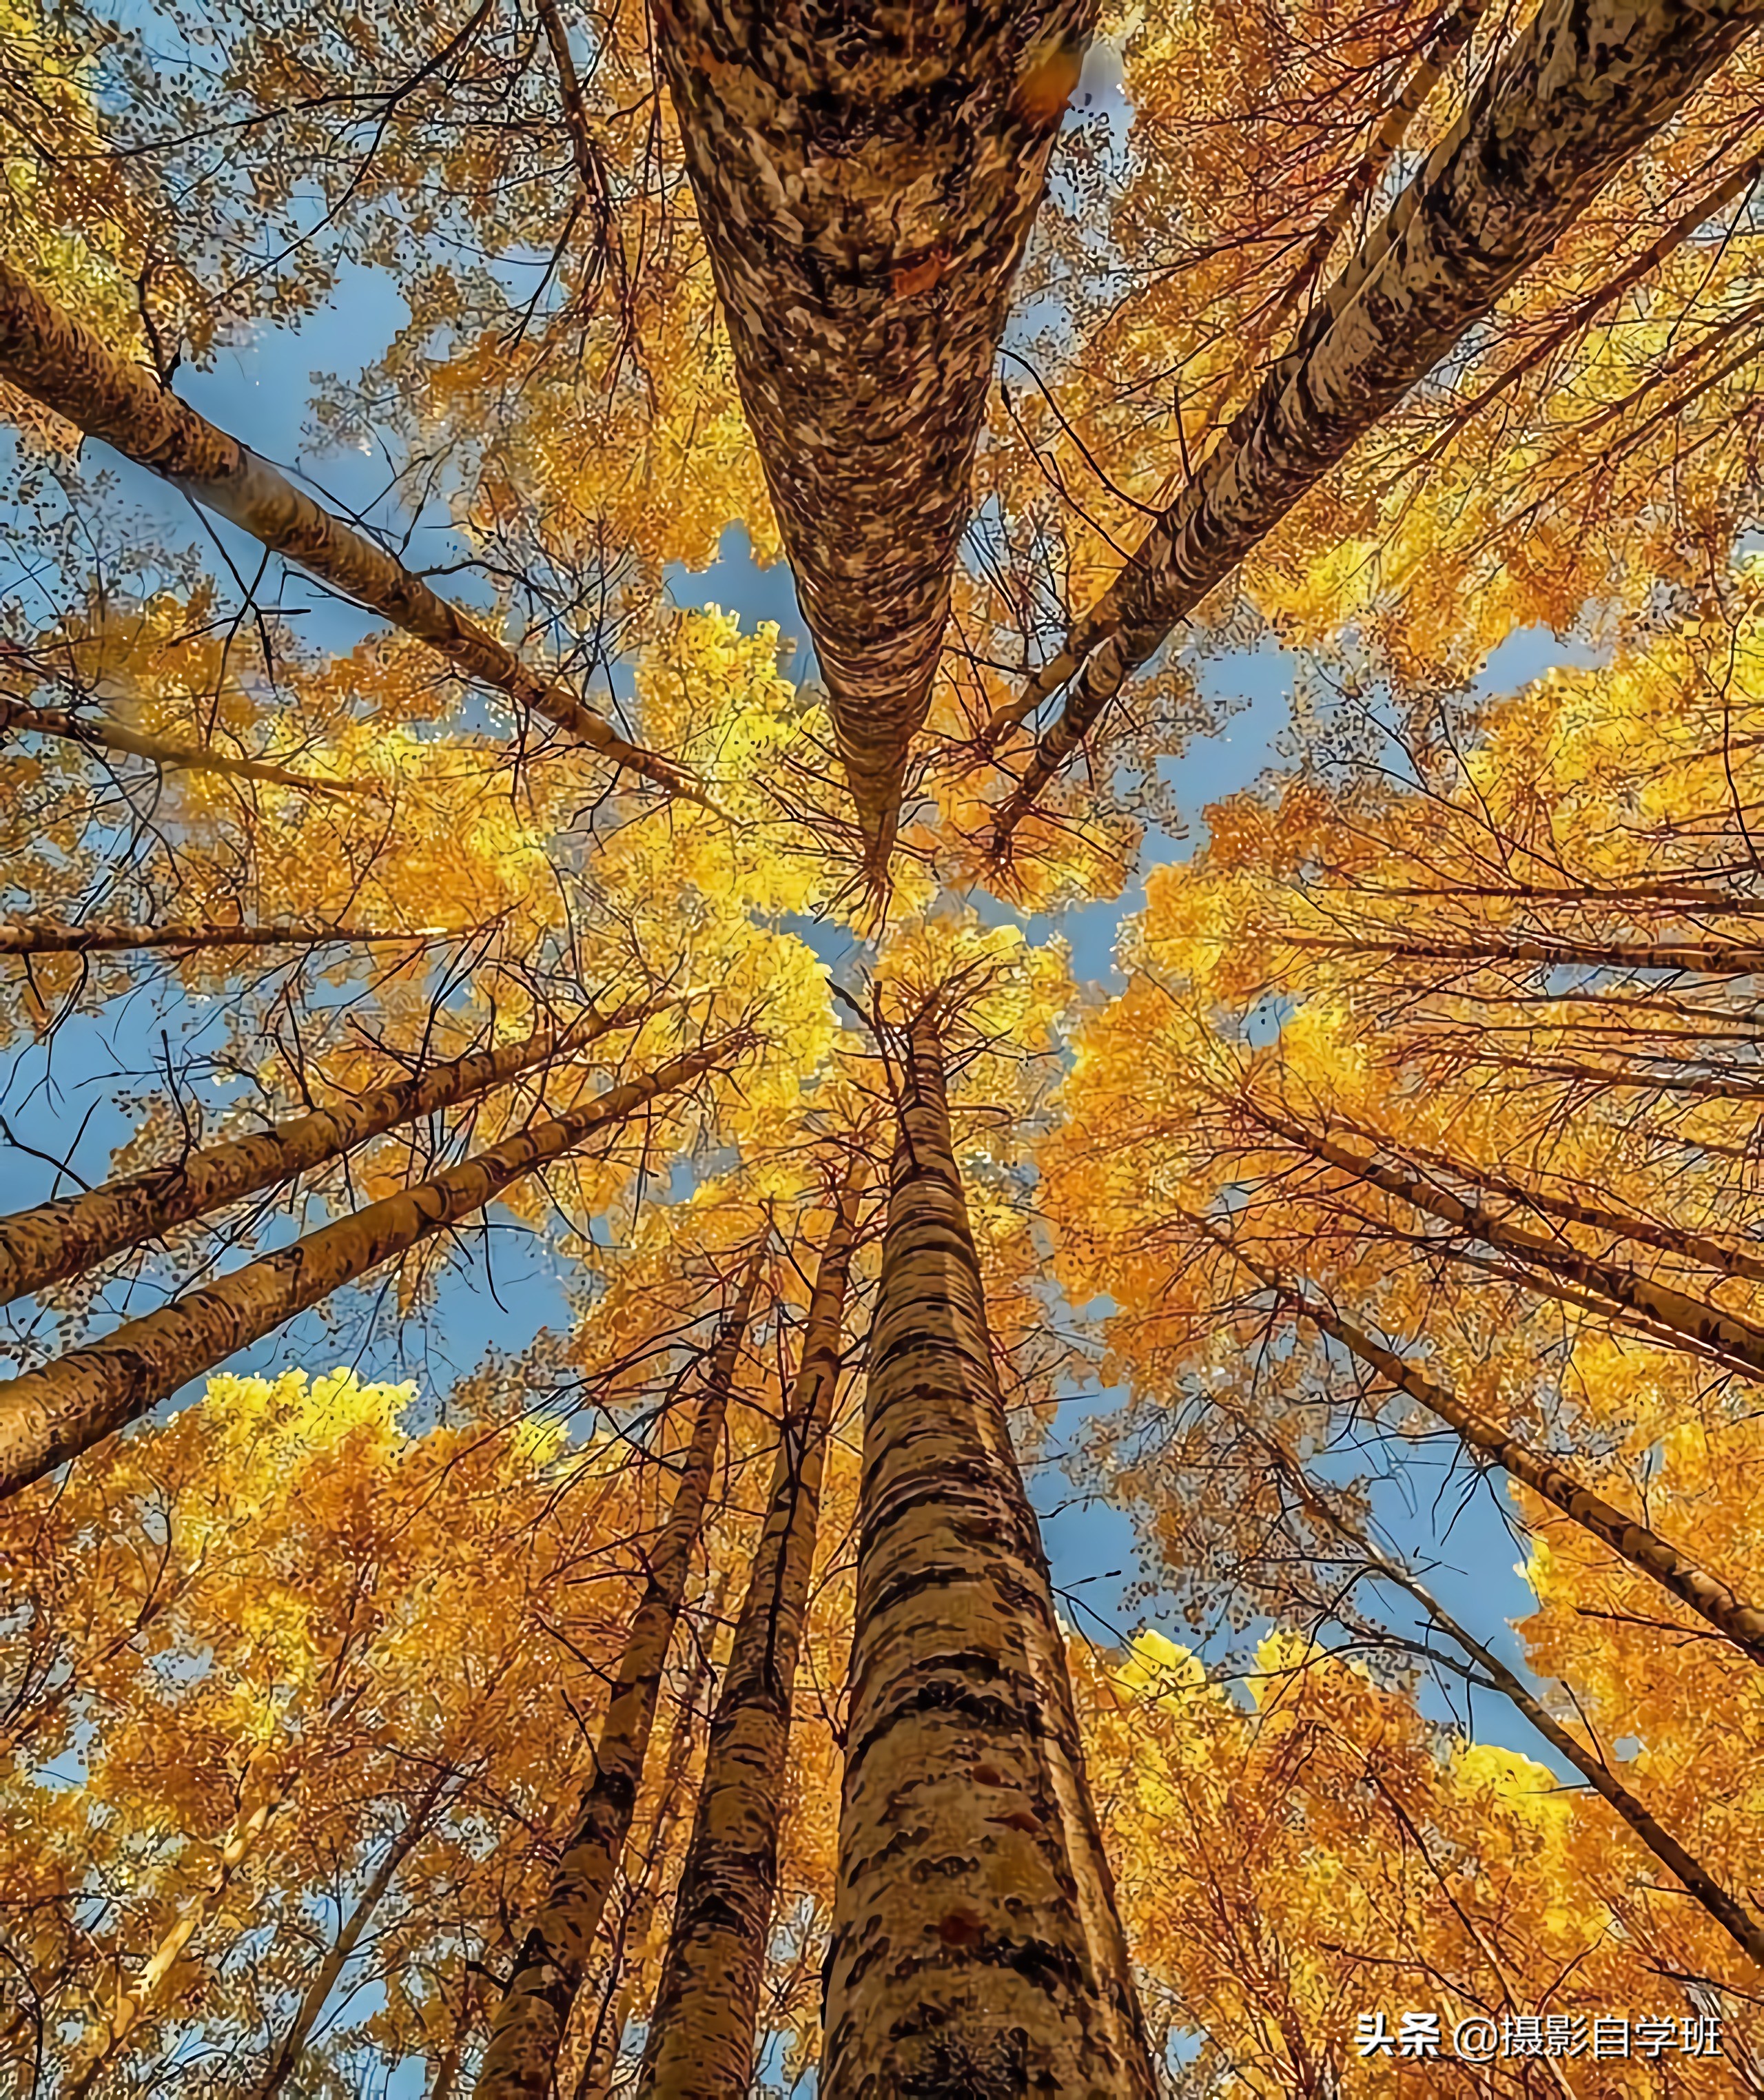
0;1036;745;1499
0;260;712;810
0;991;683;1307
648;0;1094;873
0;691;376;797
989;0;1762;838
637;1169;865;2099
0;917;427;956
258;1763;457;2098
821;1008;1153;2099
1249;1103;1764;1377
1202;1217;1764;1664
475;1266;761;2100
1266;1437;1764;1970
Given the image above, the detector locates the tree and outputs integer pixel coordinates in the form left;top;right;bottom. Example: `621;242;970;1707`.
9;0;1764;2090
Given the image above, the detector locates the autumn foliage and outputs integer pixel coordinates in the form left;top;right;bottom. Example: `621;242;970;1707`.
4;0;1764;2092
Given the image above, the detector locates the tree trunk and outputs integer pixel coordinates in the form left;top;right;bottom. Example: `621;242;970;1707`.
574;1573;729;2100
258;1762;458;2098
0;991;685;1307
1291;933;1764;973
821;1007;1154;2099
0;1035;746;1499
989;0;1761;836
0;260;713;811
648;0;1094;874
475;1265;761;2100
64;1749;292;2100
1200;1215;1764;1664
1249;1102;1764;1377
0;690;376;798
1260;1432;1764;1970
637;1169;865;2099
1331;1113;1764;1286
0;917;429;956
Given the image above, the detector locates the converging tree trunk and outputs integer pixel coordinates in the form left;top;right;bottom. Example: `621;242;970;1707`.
649;0;1094;874
0;261;712;810
821;1006;1154;2099
0;691;377;797
0;917;432;956
574;1573;728;2100
0;991;686;1306
0;1036;746;1498
475;1263;761;2100
989;0;1762;839
1196;1214;1764;1664
637;1166;866;2099
258;1762;458;2099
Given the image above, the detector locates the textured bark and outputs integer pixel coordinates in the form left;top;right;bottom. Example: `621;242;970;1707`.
0;692;376;797
822;1009;1153;2100
637;1170;865;2099
258;1764;456;2099
1252;1104;1764;1378
989;0;1762;836
574;1574;728;2100
0;991;681;1307
1255;0;1492;358
1205;1221;1764;1665
475;1267;761;2100
0;916;425;956
0;260;711;810
648;0;1094;871
0;1036;744;1499
1268;1441;1764;1970
1295;933;1764;972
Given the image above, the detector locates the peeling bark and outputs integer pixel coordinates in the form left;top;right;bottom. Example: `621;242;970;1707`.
0;991;685;1308
821;1009;1153;2099
637;1170;865;2099
1202;1217;1764;1665
475;1265;761;2100
0;1036;746;1499
990;0;1762;839
0;692;377;798
0;260;712;810
648;0;1094;871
